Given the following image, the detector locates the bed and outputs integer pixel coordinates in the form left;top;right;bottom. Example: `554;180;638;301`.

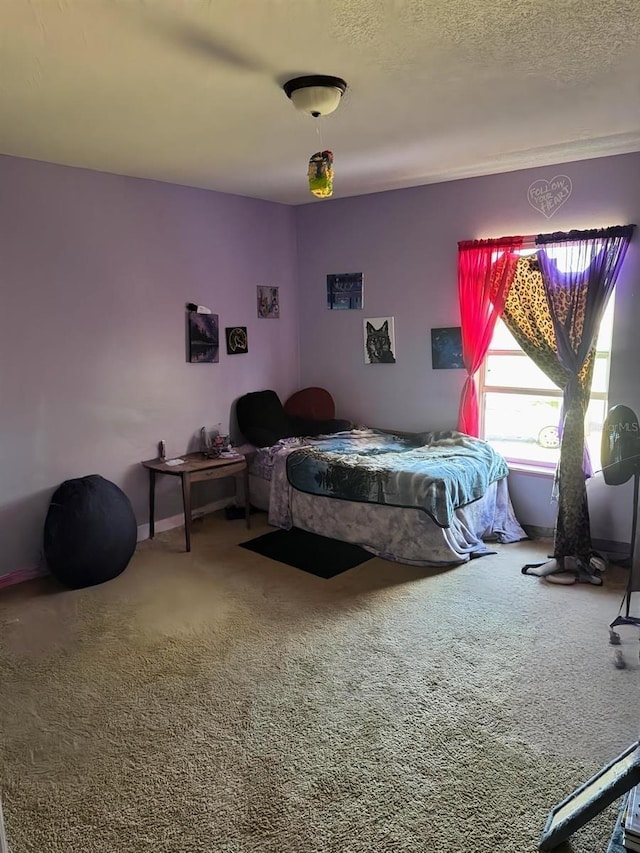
245;427;526;567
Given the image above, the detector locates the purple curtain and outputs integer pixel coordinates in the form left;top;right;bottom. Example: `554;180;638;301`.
536;225;634;564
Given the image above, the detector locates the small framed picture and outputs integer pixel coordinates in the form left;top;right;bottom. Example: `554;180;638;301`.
188;312;219;363
225;326;248;355
364;317;396;364
257;286;279;319
431;326;464;369
327;272;364;310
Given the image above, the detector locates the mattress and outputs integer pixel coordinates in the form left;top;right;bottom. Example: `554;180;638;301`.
247;437;525;567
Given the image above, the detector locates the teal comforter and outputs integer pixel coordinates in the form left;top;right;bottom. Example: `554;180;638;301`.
285;429;509;528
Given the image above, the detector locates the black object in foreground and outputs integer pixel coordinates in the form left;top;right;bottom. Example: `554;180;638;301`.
240;527;372;578
539;740;640;851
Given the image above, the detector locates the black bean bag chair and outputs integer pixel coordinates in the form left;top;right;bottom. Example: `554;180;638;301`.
44;475;137;589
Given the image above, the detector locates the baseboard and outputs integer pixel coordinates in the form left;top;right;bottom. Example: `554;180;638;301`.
0;565;48;591
0;500;234;591
520;526;630;556
521;524;555;540
136;497;232;541
592;537;630;555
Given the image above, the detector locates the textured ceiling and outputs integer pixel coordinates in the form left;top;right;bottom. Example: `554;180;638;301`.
1;0;639;204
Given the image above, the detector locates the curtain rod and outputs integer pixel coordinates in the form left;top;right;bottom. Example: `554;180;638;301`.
462;225;634;247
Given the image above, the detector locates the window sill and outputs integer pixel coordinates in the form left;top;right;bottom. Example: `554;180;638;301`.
507;461;556;477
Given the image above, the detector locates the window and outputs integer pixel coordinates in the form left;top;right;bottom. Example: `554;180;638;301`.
479;252;615;467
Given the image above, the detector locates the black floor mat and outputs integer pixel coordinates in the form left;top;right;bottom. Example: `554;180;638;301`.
239;527;373;578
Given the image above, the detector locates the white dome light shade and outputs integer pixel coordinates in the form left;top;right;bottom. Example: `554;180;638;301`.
290;85;342;116
283;75;347;117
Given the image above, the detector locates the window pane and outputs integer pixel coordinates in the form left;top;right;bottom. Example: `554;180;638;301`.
486;353;609;393
485;354;559;391
484;392;561;464
591;354;610;395
479;254;616;466
484;393;609;466
490;319;519;349
586;397;608;467
492;292;614;355
596;298;614;350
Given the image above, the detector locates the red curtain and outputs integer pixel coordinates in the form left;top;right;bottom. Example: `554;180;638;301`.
457;237;524;435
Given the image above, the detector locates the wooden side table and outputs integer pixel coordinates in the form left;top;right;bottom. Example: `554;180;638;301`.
141;453;250;552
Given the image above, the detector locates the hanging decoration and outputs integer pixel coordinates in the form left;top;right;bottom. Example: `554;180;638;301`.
308;150;334;199
283;75;346;200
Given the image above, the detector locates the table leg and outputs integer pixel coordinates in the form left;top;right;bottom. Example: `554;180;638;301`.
243;467;251;529
181;472;192;552
149;469;156;539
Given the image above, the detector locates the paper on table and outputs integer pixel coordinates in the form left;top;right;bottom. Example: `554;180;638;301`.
165;458;185;466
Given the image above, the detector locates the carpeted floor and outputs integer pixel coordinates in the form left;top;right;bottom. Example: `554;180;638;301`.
1;512;638;853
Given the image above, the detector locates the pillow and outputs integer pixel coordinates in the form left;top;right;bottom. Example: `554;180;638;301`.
236;390;292;447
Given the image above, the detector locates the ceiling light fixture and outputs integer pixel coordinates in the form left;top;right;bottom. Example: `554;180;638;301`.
283;75;347;117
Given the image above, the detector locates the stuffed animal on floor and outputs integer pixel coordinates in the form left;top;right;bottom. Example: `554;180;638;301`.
308;150;334;198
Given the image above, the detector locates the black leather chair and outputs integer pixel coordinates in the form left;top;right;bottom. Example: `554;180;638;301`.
236;389;350;447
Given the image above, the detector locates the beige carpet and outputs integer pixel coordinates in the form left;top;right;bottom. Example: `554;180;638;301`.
1;513;638;853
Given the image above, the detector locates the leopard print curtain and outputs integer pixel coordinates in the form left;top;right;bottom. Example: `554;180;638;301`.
502;256;595;392
502;255;595;564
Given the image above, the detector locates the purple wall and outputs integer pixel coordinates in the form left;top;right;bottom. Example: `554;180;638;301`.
0;155;299;577
295;153;640;538
2;150;639;577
